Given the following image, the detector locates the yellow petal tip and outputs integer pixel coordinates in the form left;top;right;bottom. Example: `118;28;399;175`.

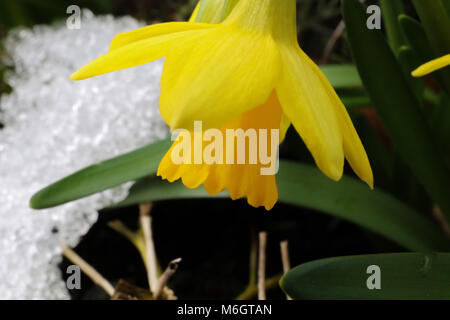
411;69;423;78
70;71;82;81
362;175;374;190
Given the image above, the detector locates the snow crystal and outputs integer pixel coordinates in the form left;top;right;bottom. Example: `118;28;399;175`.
0;10;168;299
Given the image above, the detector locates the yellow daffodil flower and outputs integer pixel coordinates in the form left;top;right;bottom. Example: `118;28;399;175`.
412;54;450;77
71;0;373;210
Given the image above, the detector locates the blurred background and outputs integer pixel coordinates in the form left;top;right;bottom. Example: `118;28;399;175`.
0;0;426;300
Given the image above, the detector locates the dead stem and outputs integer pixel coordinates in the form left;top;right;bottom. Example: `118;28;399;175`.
60;244;115;297
280;240;293;300
139;202;158;293
154;258;182;300
258;231;268;300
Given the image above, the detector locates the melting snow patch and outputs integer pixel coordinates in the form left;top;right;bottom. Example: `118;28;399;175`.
0;10;168;299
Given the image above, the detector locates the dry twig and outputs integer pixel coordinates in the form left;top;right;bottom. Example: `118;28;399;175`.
280;240;293;300
154;258;182;300
60;244;115;297
139;202;159;293
258;231;268;300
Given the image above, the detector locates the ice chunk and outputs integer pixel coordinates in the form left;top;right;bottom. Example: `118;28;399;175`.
0;10;168;299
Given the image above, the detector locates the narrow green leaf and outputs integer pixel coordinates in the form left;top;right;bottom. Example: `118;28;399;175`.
443;0;450;19
380;0;406;54
30;139;172;209
412;0;450;92
343;0;450;222
399;15;435;63
320;65;363;89
412;0;450;56
116;161;450;252
281;253;450;300
399;14;450;92
397;46;425;101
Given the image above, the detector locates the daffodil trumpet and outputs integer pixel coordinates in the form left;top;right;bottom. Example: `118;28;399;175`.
412;54;450;77
71;0;373;210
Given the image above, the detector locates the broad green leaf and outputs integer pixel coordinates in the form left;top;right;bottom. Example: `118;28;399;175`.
380;0;406;54
338;92;371;108
31;130;449;251
115;178;228;206
342;0;450;222
280;253;450;300
30;138;172;209
116;161;450;252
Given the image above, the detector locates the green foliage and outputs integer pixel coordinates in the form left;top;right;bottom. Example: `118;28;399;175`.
380;0;406;55
343;0;450;223
281;253;450;300
30;139;172;209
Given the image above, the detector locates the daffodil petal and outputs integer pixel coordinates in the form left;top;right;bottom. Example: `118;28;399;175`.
276;46;344;181
109;22;214;51
280;113;291;143
412;54;450;77
338;106;374;188
293;49;373;187
70;30;206;80
158;92;282;211
159;25;281;131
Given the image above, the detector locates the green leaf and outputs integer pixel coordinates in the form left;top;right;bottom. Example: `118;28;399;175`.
412;0;450;57
399;15;435;63
412;0;450;92
280;253;450;300
30;139;172;209
338;91;371;108
380;0;406;54
321;65;369;108
320;65;363;89
116;178;228;206
397;46;425;101
31;130;449;251
116;161;450;252
342;0;450;222
399;14;450;93
443;0;450;19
